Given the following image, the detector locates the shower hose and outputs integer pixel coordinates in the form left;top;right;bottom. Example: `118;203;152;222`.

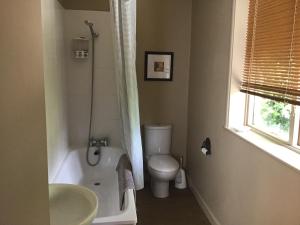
86;36;101;167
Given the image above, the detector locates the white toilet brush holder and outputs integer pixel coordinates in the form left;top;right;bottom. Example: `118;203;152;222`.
175;156;187;189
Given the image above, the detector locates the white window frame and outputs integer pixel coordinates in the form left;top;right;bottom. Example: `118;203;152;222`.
244;95;300;154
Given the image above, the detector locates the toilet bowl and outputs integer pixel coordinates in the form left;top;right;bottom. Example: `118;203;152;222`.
147;154;179;198
144;124;179;198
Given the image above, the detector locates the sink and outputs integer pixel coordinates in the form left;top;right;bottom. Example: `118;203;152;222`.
49;184;98;225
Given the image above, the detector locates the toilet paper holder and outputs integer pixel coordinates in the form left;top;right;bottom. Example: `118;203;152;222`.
201;138;211;155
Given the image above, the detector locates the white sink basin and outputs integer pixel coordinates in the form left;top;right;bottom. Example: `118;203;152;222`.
49;184;98;225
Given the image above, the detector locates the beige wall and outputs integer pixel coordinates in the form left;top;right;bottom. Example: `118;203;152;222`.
58;0;109;11
41;0;70;182
187;1;300;225
0;1;50;225
137;0;192;161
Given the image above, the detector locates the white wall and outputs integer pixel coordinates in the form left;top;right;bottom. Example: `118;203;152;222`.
0;1;50;224
64;10;121;149
188;0;300;225
41;4;120;181
41;0;70;182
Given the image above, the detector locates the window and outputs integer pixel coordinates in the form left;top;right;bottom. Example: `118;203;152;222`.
246;95;300;148
248;96;292;141
239;0;300;151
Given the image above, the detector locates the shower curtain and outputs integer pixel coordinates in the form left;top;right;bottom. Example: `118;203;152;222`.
110;0;144;190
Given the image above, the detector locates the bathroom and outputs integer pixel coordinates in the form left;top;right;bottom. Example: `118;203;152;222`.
1;0;300;225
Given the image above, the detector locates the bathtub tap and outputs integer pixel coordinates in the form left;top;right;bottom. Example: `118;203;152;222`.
90;137;110;147
89;137;110;156
99;137;109;147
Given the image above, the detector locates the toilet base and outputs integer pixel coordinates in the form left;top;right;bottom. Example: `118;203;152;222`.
151;179;170;198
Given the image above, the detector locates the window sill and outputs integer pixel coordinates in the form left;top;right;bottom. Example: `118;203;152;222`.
225;126;300;172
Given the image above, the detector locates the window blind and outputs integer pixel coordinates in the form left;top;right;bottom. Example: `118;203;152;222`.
241;0;300;105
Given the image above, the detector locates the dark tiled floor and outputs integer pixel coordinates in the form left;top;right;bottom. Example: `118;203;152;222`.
136;183;211;225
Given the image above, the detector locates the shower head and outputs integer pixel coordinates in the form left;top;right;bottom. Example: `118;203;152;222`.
84;20;94;26
84;20;99;38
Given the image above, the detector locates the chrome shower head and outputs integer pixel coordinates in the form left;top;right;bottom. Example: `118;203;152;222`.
84;20;99;38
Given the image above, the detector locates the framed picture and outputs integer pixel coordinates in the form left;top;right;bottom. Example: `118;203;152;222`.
144;51;174;81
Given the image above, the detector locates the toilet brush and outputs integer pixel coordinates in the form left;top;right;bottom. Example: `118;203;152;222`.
175;156;187;189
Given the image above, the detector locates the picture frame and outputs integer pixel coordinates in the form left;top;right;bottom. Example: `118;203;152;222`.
144;51;174;81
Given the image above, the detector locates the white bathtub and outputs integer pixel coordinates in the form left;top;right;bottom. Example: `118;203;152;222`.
53;147;137;225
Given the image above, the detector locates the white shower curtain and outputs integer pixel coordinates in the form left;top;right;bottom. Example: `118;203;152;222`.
110;0;144;190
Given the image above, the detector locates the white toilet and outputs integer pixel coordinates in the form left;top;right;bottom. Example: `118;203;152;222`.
144;124;179;198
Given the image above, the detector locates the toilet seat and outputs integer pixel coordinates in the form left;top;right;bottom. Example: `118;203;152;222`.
148;155;179;173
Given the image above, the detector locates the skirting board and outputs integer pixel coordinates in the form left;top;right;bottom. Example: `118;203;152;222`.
187;175;222;225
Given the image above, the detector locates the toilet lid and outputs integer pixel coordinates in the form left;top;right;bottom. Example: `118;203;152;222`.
148;155;179;173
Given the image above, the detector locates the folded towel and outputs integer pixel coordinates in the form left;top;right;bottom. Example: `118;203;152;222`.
116;154;135;210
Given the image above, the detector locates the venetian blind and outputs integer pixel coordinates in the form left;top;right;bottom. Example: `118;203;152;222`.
241;0;300;105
